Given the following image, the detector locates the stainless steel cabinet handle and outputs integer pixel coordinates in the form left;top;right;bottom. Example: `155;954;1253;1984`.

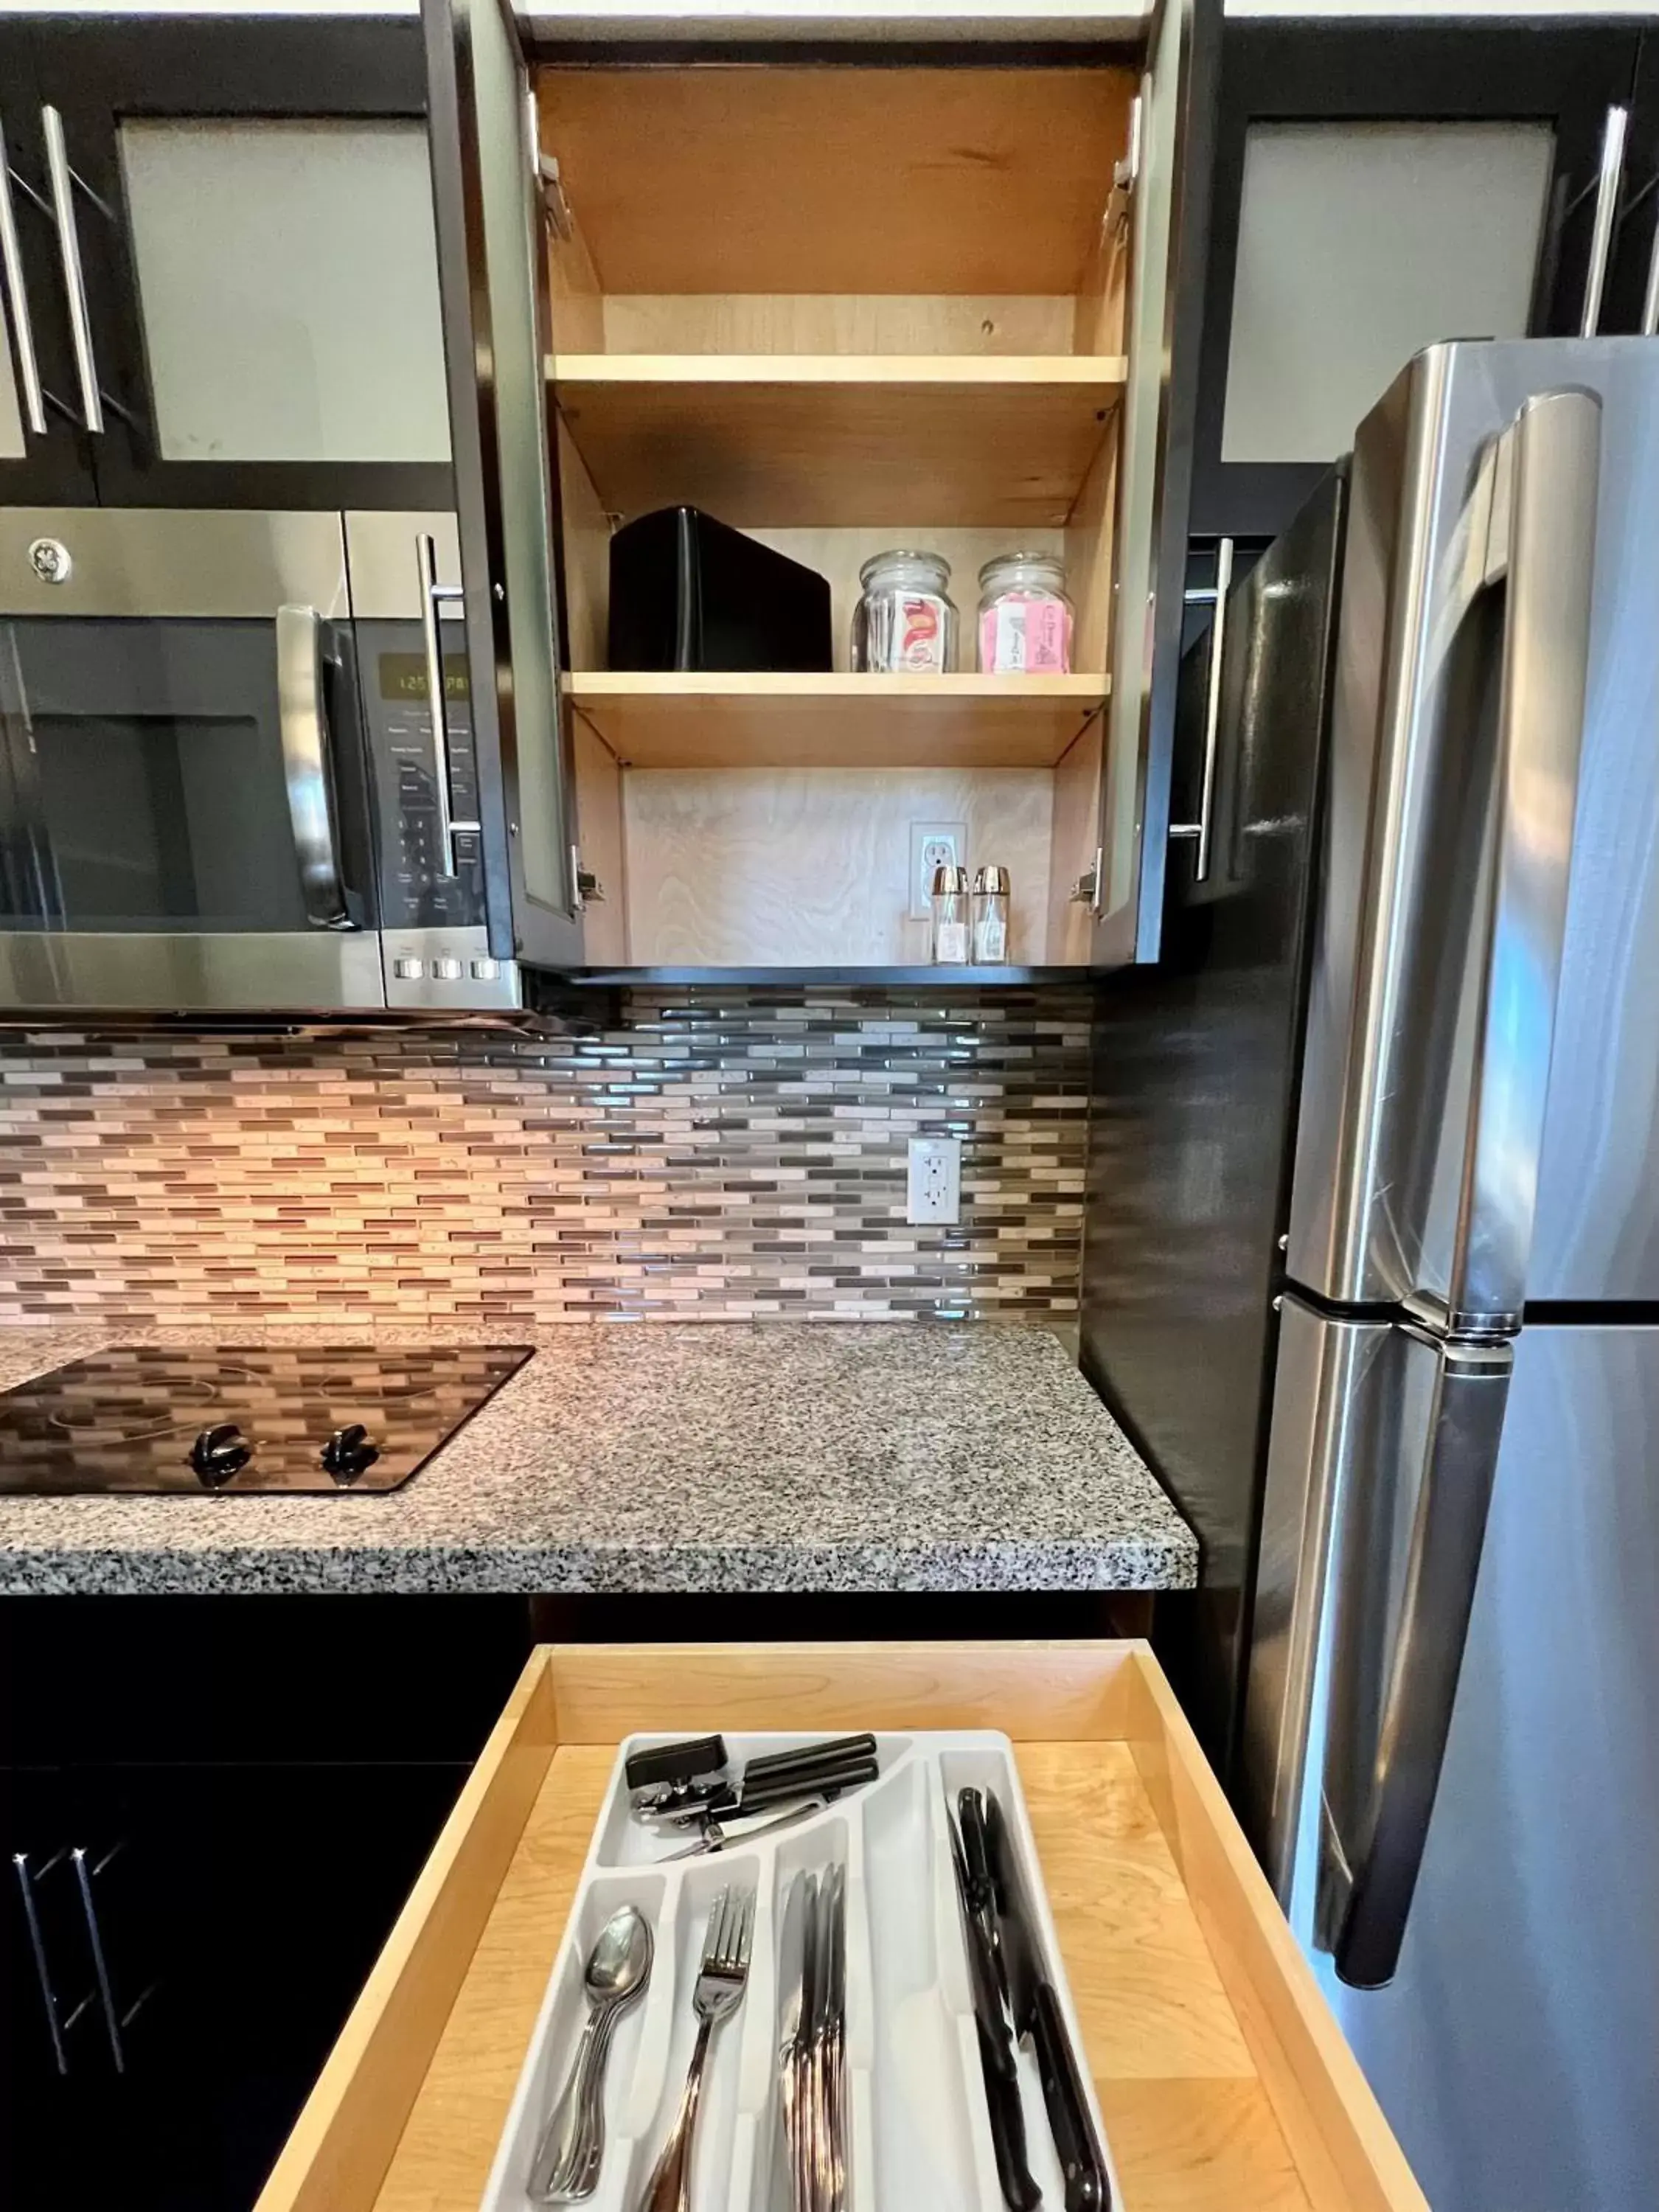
1444;389;1601;1332
275;605;352;929
41;106;103;434
72;1846;125;2074
417;533;480;880
1169;537;1233;883
13;1851;69;2075
1323;1333;1512;1989
0;126;46;436
1581;103;1628;337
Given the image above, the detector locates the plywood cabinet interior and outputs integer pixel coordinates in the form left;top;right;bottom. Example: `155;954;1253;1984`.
541;61;1137;971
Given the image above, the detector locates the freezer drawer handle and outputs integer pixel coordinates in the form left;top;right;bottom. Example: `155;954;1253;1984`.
1169;537;1233;882
1325;1335;1512;1989
276;606;353;931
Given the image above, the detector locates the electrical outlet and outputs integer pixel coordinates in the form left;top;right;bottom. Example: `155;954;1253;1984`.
907;1135;961;1225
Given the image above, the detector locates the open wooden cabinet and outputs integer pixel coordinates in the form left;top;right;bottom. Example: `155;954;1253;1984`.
422;1;1217;978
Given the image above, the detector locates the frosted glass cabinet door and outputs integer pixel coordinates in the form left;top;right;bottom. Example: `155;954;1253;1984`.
1222;123;1553;467
1188;21;1643;538
119;119;451;467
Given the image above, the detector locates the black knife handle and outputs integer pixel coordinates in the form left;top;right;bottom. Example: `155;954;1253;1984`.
1032;1981;1110;2212
705;1755;880;1821
743;1733;877;1785
975;2017;1044;2212
959;1787;996;1909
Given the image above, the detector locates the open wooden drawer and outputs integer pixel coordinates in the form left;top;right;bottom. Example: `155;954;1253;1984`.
255;1644;1425;2212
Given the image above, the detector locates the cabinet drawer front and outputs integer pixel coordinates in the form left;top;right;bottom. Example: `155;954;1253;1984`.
256;1641;1425;2212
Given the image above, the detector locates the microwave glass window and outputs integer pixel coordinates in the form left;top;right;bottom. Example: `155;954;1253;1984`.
0;618;313;932
118;119;451;466
29;712;307;928
1222;122;1555;466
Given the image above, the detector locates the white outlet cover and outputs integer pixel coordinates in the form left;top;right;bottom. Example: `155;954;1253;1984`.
909;820;967;919
907;1135;961;1225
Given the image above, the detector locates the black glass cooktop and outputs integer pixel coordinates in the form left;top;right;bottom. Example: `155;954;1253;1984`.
0;1345;533;1494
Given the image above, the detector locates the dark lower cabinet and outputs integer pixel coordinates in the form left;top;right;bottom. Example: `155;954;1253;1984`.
4;1760;465;2211
0;1596;533;2210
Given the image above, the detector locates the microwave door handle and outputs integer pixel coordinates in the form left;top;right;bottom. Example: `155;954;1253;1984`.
1445;388;1601;1333
275;605;352;929
1327;1334;1512;1989
417;533;476;880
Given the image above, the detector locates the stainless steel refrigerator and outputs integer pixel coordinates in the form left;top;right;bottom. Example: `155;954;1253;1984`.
1081;336;1659;2209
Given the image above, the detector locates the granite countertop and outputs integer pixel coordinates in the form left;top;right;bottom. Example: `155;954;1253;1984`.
0;1324;1197;1596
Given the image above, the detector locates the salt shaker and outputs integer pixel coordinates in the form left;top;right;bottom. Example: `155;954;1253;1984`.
972;865;1011;964
930;864;970;964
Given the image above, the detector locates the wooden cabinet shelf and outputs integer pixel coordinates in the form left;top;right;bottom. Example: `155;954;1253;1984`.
566;672;1108;770
552;356;1126;527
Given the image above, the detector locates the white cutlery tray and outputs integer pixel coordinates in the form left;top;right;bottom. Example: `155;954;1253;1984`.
481;1729;1122;2212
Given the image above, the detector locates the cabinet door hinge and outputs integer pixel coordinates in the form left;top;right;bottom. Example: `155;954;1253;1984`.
1104;91;1144;240
524;91;574;239
572;846;604;909
1071;846;1105;914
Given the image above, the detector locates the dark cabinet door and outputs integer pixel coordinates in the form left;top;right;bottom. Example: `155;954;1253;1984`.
420;0;585;968
1189;21;1643;540
17;17;452;512
0;28;98;504
1;1760;465;2212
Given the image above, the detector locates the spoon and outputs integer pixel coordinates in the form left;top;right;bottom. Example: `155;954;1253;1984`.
529;1905;654;2202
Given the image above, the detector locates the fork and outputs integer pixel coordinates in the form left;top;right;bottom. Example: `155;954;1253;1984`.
637;1884;755;2212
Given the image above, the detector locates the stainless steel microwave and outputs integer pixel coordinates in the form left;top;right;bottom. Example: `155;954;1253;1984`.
0;507;532;1018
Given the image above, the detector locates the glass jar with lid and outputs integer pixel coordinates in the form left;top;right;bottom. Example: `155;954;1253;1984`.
852;550;957;675
976;552;1074;674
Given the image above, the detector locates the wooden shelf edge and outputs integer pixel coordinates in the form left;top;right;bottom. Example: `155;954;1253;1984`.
564;672;1110;702
550;352;1128;389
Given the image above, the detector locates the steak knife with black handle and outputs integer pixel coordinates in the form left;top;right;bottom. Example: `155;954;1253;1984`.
981;1790;1111;2212
950;1795;1042;2211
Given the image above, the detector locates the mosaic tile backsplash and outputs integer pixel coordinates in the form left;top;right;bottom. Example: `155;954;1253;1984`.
0;989;1092;1326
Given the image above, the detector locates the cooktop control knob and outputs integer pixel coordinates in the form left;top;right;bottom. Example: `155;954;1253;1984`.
321;1423;380;1482
190;1423;251;1485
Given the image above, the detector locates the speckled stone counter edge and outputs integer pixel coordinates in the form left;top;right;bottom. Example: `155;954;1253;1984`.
0;1324;1198;1597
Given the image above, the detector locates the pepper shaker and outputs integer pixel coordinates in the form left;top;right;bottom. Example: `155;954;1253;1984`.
972;865;1011;964
930;865;970;964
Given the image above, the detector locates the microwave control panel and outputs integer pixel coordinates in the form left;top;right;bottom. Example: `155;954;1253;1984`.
357;625;487;933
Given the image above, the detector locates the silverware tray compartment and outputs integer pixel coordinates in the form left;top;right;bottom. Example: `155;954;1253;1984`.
481;1729;1121;2212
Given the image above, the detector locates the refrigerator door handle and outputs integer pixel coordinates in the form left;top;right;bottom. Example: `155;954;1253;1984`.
1439;386;1601;1335
1321;1331;1512;1989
